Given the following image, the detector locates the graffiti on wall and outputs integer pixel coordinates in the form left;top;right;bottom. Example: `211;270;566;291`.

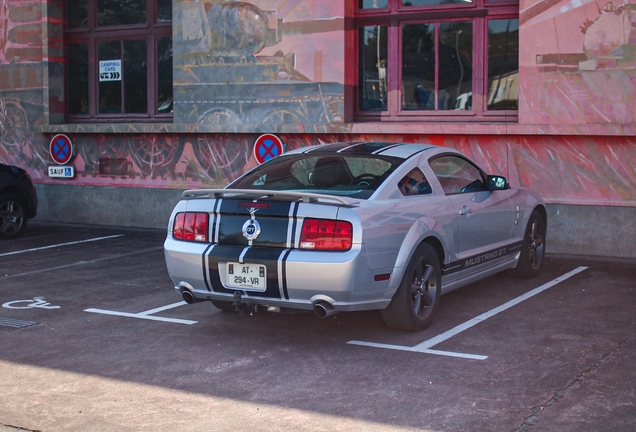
0;0;635;208
172;0;346;132
520;0;636;124
24;133;347;187
0;0;46;169
348;134;636;206
6;130;633;207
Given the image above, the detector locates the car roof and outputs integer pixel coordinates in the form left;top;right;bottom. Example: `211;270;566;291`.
284;142;439;159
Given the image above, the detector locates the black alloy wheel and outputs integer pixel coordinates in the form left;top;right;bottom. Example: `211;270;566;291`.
381;243;442;331
509;210;546;279
0;194;27;239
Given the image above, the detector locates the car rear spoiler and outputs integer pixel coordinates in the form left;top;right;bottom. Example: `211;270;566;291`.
180;188;360;206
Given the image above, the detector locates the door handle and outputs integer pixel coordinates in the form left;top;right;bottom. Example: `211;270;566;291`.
458;206;472;216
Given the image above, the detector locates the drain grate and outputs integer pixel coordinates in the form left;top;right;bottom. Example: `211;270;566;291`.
0;317;39;329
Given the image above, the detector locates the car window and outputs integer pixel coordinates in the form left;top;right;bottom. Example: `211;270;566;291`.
230;154;403;199
398;168;432;196
429;155;486;195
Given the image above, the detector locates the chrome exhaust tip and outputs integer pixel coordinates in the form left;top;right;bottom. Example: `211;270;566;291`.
182;290;199;304
313;301;339;318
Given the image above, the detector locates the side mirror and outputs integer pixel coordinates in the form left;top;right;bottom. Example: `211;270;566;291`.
488;175;509;191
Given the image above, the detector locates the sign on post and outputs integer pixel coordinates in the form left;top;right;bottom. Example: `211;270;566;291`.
48;166;75;178
253;134;284;165
49;134;74;165
48;134;75;178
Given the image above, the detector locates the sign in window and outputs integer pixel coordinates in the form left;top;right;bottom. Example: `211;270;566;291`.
99;60;122;81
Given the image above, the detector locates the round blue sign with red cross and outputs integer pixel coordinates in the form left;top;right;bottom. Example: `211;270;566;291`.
49;134;74;165
253;134;284;165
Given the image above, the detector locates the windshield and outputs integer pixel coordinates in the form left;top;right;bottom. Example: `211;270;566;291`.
229;154;404;199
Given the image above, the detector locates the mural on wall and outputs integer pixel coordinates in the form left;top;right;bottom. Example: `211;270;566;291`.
15;131;633;208
520;0;636;124
26;132;348;189
0;0;46;169
344;134;636;206
172;0;346;133
0;0;635;209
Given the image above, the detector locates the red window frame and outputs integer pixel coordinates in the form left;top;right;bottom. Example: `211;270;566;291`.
350;0;519;123
64;0;172;123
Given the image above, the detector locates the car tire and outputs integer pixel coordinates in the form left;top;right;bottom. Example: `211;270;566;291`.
211;300;234;312
0;194;27;239
509;210;546;279
381;243;442;331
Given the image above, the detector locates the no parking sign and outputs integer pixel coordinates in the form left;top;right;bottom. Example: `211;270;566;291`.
48;134;75;178
253;134;284;165
49;134;74;165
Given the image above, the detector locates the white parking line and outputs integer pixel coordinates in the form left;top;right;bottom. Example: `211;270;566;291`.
85;301;198;325
2;246;163;279
348;266;588;360
0;234;125;257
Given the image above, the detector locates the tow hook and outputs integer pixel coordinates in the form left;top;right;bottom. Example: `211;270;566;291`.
232;291;260;317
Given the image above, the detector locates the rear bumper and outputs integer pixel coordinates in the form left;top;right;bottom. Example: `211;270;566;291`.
164;237;393;312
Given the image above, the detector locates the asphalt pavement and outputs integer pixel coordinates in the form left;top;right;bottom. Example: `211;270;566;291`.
0;222;635;432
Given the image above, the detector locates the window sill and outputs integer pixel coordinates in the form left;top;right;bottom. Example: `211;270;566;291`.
348;122;636;136
35;123;181;134
34;122;636;137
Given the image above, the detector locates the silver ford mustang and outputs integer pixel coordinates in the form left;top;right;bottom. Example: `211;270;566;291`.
164;142;546;331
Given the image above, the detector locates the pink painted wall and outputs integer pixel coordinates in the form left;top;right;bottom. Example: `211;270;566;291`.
251;0;345;84
519;0;636;124
5;132;631;207
0;0;634;209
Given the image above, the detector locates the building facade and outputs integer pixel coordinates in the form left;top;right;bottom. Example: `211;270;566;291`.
1;0;635;257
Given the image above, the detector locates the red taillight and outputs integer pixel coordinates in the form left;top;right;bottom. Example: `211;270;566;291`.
173;212;208;242
300;218;352;251
173;213;186;239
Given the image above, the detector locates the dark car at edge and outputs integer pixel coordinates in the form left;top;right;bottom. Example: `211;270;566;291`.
0;163;38;239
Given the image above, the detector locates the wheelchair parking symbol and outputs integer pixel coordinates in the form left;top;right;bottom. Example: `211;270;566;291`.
2;297;61;310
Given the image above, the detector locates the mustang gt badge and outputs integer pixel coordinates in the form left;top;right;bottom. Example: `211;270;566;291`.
242;207;262;241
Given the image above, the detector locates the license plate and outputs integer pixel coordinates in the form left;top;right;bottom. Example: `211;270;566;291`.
225;262;267;290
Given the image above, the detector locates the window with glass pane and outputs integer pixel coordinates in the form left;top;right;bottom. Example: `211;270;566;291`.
98;0;146;26
359;26;388;111
403;0;473;6
439;22;472;111
67;0;88;29
401;22;472;111
487;19;519;110
157;37;173;113
67;43;89;114
360;0;389;8
65;0;172;122
124;40;148;113
98;41;122;114
355;0;518;122
157;0;172;22
402;24;435;111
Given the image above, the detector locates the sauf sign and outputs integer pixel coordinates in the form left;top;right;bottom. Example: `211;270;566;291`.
48;166;75;178
48;134;75;178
